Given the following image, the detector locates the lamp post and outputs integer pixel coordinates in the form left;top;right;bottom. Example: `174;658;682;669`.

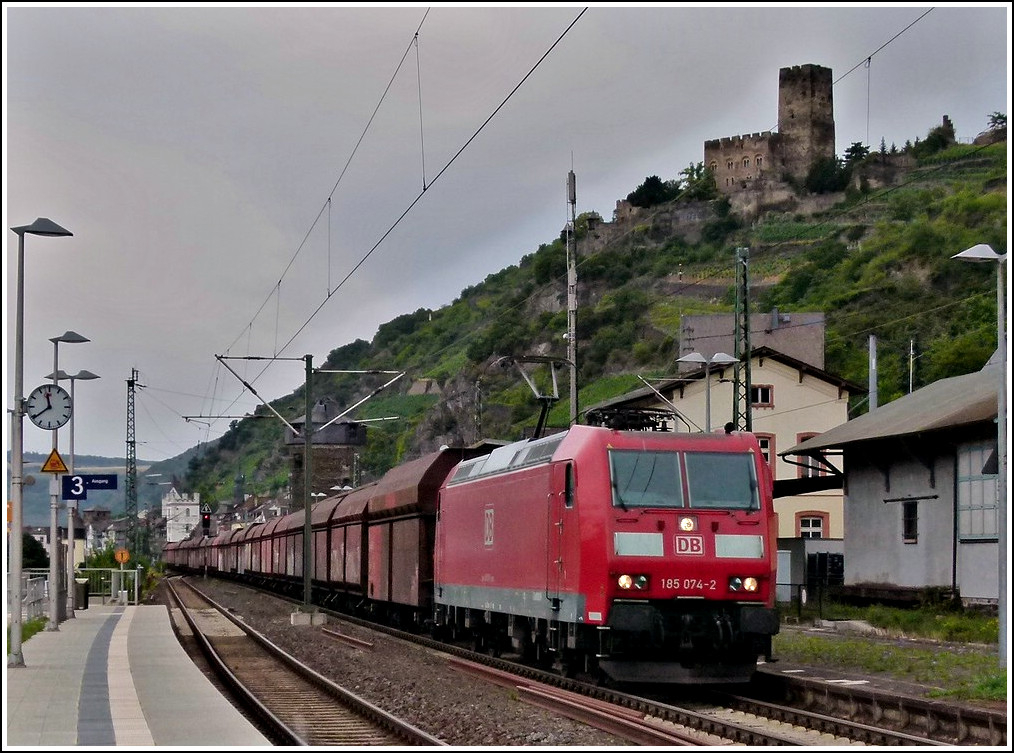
43;332;89;630
676;351;739;432
951;243;1007;665
47;368;100;615
8;218;73;666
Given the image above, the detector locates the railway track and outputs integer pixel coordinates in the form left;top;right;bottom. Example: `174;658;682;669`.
164;578;444;746
744;668;1007;747
173;575;1007;747
288;597;989;745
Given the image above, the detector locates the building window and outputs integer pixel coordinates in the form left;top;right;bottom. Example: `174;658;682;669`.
751;384;773;407
957;440;998;540
755;155;763;166
755;433;776;474
727;160;734;170
743;157;750;167
902;500;918;542
797;512;827;538
709;161;717;172
796;432;829;478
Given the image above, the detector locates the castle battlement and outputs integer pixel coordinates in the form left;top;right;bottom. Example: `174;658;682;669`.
704;132;774;149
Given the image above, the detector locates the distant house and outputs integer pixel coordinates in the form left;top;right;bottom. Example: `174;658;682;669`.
161;486;200;543
781;359;1002;606
81;507;112;558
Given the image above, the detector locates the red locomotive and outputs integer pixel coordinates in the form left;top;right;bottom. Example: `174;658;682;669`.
165;422;778;685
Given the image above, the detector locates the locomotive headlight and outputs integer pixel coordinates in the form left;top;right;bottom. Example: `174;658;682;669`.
678;516;697;532
617;574;650;590
729;576;760;592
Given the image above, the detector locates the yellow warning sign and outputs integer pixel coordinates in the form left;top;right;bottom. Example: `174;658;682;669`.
41;448;69;474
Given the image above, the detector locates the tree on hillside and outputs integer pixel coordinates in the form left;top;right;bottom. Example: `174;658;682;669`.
678;161;718;201
626;175;679;208
843;141;870;165
912;118;956;158
988;111;1006;131
804;155;849;194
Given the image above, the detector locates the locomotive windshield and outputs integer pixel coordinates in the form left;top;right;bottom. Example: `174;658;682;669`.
684;451;759;510
609;450;684;508
609;449;758;510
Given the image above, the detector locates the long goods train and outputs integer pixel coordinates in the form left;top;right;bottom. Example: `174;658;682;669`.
165;422;780;685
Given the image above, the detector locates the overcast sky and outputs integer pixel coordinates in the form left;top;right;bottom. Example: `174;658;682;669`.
4;3;1010;462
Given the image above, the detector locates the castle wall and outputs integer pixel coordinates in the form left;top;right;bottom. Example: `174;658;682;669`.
704;132;780;193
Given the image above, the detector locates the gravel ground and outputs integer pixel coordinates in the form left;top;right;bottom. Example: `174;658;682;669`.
167;576;630;747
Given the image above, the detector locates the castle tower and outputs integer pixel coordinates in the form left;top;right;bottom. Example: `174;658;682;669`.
776;64;835;182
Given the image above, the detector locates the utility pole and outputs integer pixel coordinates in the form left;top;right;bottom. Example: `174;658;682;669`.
125;368;139;556
909;339;915;393
566;170;578;425
869;335;879;410
302;354;313;609
732;247;752;430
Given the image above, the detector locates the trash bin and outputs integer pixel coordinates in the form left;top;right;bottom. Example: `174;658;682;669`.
74;578;90;610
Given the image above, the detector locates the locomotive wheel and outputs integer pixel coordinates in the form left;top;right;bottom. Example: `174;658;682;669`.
533;640;554;669
594;669;617;689
555;650;578;679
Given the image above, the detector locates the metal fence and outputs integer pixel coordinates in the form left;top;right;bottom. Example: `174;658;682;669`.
8;567;141;627
77;567;142;605
6;572;48;622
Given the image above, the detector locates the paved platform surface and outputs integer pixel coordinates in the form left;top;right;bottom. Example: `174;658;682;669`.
4;600;271;747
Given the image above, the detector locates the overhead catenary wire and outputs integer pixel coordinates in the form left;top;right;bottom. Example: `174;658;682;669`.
219;8;588;416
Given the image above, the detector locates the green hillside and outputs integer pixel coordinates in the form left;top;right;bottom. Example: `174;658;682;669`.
179;129;1007;509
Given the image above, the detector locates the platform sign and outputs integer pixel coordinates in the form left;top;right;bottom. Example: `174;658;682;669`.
62;473;119;501
115;548;130;564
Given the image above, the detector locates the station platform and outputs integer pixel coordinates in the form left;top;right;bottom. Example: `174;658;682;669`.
4;600;271;747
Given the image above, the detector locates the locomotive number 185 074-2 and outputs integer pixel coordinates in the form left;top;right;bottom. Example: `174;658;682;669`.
662;578;718;591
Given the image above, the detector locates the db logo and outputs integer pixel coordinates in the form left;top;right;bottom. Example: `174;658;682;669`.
675;535;704;555
484;508;494;547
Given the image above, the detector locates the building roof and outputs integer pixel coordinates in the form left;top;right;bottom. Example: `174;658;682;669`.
782;362;1000;456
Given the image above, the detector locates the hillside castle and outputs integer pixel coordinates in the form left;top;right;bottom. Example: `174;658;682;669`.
705;63;835;194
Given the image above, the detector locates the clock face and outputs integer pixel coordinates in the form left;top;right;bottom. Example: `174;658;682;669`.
26;384;73;430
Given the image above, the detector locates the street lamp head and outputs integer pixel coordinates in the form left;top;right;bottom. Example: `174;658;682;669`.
951;243;1007;263
70;370;101;381
676;352;708;365
46;369;73;381
677;351;738;367
51;330;89;345
11;217;73;237
710;352;739;366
